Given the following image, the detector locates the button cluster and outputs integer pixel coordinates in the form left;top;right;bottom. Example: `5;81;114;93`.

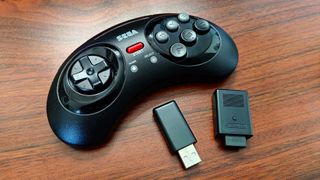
70;55;111;93
154;13;211;59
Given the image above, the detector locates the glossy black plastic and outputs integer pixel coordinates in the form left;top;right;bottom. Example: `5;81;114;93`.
47;13;239;146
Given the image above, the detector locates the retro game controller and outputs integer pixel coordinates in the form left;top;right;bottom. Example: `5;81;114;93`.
47;13;238;146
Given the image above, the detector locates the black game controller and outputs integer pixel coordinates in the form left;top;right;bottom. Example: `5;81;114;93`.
47;13;238;146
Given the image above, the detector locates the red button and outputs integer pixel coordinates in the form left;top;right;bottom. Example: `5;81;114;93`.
127;42;144;53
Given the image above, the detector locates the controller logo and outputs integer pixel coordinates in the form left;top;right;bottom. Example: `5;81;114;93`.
116;30;139;42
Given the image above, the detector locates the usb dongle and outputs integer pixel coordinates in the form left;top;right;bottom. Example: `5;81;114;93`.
153;101;201;169
213;89;253;148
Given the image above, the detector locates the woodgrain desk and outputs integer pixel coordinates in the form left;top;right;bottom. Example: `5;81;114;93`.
1;0;319;179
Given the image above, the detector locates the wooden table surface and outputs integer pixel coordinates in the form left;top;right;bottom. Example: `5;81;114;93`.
1;0;319;179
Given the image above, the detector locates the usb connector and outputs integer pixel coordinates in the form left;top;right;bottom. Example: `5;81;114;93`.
153;101;201;169
178;144;202;169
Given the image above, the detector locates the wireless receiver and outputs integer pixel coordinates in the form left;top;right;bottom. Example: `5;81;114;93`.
213;89;253;148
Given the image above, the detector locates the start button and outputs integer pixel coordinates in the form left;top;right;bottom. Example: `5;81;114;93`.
127;42;144;53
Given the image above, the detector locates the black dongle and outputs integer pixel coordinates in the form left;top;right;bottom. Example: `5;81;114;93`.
153;100;201;169
213;89;253;148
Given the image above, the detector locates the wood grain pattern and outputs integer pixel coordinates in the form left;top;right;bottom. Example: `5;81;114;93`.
0;0;319;179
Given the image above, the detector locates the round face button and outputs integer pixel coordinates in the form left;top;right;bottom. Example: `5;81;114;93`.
178;13;190;23
150;56;158;63
170;43;187;58
155;31;169;43
181;29;197;44
130;65;138;73
166;20;179;32
194;19;210;33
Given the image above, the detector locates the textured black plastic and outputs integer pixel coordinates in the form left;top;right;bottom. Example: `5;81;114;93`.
153;101;196;152
47;13;239;146
213;89;253;147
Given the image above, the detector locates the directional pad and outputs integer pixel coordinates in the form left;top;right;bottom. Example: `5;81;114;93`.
98;69;111;85
69;55;111;93
76;79;93;91
88;55;104;65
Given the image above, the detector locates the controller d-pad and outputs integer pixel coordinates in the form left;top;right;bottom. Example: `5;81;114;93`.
86;68;95;75
70;55;111;93
76;79;93;91
88;55;104;65
71;68;87;82
98;69;111;85
71;61;83;75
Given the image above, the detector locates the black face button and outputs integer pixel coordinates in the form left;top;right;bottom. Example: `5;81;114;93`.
170;43;187;58
75;79;93;92
180;29;197;44
98;69;111;85
156;31;169;43
194;19;210;33
166;20;179;32
178;13;190;23
88;55;104;65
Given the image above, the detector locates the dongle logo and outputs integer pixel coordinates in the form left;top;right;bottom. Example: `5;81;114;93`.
116;30;139;42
